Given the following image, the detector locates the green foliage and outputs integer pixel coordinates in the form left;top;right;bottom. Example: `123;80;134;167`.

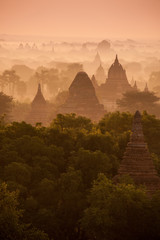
142;111;160;155
81;174;160;240
0;92;13;117
70;149;118;187
51;113;93;131
0;183;49;240
98;111;133;134
0;112;160;240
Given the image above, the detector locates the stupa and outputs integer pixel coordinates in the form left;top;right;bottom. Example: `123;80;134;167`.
58;72;105;120
26;84;49;125
133;81;138;91
91;75;98;89
95;64;106;84
93;52;101;68
144;83;149;92
115;111;160;194
97;55;133;110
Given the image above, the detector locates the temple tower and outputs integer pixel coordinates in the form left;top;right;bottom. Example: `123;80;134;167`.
58;71;105;120
91;75;98;89
115;111;160;194
95;64;106;84
93;52;101;67
133;81;138;91
26;84;49;125
97;55;133;111
144;83;149;92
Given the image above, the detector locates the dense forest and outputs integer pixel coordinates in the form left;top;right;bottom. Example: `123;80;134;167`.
1;111;160;240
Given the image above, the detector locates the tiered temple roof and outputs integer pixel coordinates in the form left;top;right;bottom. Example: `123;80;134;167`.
58;71;105;120
97;55;133;110
115;111;160;194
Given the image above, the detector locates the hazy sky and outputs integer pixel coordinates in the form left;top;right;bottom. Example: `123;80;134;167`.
0;0;160;39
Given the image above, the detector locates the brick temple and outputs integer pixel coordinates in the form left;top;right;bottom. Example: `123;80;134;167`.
115;110;160;194
97;55;133;111
58;71;105;120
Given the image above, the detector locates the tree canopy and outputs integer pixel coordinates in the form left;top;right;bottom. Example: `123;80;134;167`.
0;112;160;240
117;91;160;116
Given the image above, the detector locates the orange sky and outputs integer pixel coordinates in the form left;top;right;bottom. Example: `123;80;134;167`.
0;0;160;39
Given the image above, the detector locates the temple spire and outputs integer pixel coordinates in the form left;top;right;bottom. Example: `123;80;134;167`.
114;54;119;64
38;83;42;92
144;82;149;92
133;81;138;90
130;111;145;144
32;83;46;107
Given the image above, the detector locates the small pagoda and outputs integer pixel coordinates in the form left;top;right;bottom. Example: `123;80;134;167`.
95;64;106;84
115;110;160;194
26;84;49;125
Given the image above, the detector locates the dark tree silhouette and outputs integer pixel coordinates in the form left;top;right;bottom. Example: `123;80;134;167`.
0;91;13;116
117;91;160;115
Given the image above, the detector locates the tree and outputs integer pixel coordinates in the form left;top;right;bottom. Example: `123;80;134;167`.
34;69;48;93
0;92;13;119
81;173;160;240
2;70;20;96
98;111;133;134
0;183;49;240
0;74;8;92
142;111;160;156
117;91;160;115
148;71;160;89
16;80;27;99
70;149;118;188
51;113;93;132
60;63;83;89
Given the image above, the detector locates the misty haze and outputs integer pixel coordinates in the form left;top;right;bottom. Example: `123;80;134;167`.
0;0;160;240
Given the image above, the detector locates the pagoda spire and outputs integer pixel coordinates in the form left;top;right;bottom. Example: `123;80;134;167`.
114;54;119;64
38;83;41;92
133;81;138;90
144;82;149;92
32;83;46;107
114;110;160;194
130;110;145;144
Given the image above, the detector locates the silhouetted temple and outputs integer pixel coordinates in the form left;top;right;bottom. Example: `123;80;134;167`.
93;52;101;68
26;84;49;125
58;72;105;120
133;81;138;91
144;83;149;92
115;111;160;194
91;75;98;89
95;64;106;84
97;55;133;110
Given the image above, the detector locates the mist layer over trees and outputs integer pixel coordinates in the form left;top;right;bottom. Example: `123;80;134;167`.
0;36;160;239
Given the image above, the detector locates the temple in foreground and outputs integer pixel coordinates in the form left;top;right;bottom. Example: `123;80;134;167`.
115;111;160;194
58;71;105;120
